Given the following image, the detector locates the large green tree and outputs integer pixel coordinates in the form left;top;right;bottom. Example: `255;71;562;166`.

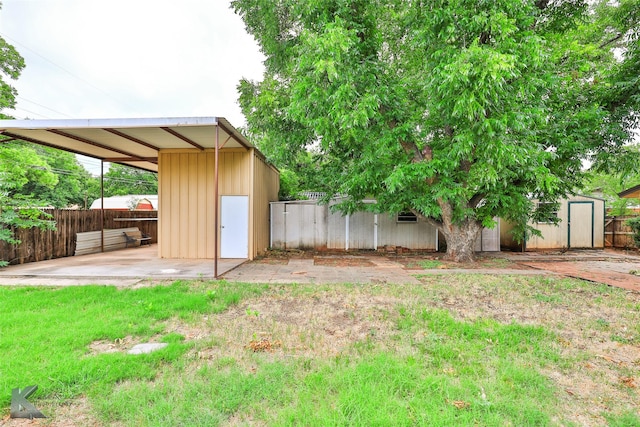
589;0;640;175
15;145;100;208
0;143;57;265
584;168;640;216
234;0;620;261
0;12;24;117
0;3;56;265
103;163;157;197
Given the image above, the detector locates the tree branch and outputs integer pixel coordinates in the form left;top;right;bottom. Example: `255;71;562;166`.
468;193;485;209
383;109;425;163
535;0;550;10
411;208;443;230
599;33;624;49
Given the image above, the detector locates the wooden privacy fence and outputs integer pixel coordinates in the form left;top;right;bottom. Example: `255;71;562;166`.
604;216;638;249
0;209;157;265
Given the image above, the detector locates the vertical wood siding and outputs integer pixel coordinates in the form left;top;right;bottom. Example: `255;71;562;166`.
347;211;376;249
604;216;638;249
327;209;347;249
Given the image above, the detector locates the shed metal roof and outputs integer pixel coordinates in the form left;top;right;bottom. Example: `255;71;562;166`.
0;117;252;173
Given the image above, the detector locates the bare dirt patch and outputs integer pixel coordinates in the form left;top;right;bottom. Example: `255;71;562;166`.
389;253;532;270
189;290;401;369
87;336;137;356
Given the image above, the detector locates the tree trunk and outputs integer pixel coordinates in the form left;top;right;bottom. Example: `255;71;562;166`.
439;219;483;263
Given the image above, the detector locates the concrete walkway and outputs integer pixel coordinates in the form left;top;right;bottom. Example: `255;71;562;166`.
222;257;423;284
1;247;639;291
223;250;640;291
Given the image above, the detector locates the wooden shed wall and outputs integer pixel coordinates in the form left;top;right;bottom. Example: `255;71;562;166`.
251;151;280;257
158;149;251;259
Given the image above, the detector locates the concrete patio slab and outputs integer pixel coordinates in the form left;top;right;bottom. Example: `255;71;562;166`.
0;245;245;286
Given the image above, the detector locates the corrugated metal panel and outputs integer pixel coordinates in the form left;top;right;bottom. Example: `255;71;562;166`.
474;219;500;252
251;153;280;257
348;211;375;249
377;213;437;250
327;207;347;249
270;203;286;248
270;202;327;250
569;202;594;248
219;149;251;195
527;198;569;249
158;149;253;259
593;199;605;248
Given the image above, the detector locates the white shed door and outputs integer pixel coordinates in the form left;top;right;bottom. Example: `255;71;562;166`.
221;196;249;258
569;202;593;248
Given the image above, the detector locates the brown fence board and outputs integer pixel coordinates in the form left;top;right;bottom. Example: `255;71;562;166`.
1;209;157;265
604;216;638;249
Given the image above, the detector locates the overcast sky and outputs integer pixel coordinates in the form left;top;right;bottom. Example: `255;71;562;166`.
0;0;265;174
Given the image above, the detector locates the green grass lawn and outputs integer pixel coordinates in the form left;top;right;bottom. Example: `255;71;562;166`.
0;276;638;426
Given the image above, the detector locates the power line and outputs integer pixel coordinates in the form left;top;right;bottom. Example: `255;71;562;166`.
21;163;156;184
17;96;74;118
0;31;136;113
8;106;51;119
2;141;156;182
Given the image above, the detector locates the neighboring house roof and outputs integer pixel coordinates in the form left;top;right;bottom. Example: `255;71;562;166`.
90;195;158;210
619;184;640;199
0;117;253;173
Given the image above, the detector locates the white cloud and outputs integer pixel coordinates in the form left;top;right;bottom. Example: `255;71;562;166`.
1;0;265;126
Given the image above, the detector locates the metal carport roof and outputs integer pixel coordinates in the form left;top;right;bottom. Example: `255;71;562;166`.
0;116;253;172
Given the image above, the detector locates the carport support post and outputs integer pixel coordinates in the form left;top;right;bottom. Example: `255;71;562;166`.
214;125;219;278
345;213;350;251
374;214;378;250
100;160;104;252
